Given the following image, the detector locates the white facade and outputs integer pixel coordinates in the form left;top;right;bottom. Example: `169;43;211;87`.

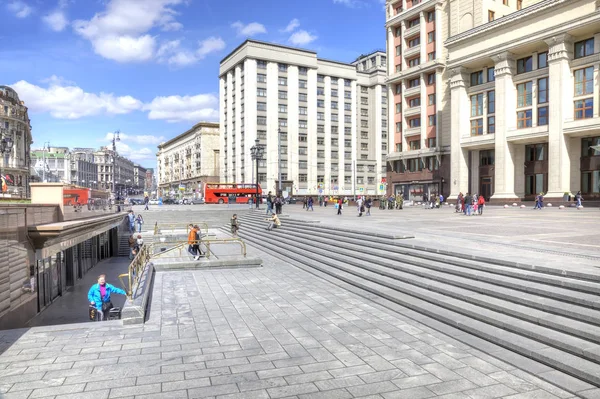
156;122;220;197
219;40;388;197
0;86;32;198
447;0;600;201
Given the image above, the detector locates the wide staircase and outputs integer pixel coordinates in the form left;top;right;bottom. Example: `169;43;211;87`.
223;212;600;394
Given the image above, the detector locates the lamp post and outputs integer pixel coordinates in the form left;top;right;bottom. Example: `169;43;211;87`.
0;135;14;194
250;139;265;209
110;130;120;197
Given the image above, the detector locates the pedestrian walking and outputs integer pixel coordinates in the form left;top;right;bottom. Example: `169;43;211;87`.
464;193;473;216
135;213;144;233
575;191;583;207
88;275;126;321
357;196;364;217
302;196;307;210
144;195;149;211
366;197;372;216
534;192;544;210
478;195;485;215
275;195;283;214
187;224;198;256
456;192;464;213
337;197;343;215
307;196;314;211
127;210;135;233
230;214;240;237
266;191;273;215
128;234;136;260
193;225;203;260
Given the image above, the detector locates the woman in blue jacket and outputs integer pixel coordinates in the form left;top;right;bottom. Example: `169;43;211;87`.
88;274;127;320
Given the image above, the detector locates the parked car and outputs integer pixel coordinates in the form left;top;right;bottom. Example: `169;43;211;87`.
190;198;205;205
163;198;177;205
149;199;159;205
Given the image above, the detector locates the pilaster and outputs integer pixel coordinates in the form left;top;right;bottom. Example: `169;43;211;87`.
449;67;469;198
491;51;519;200
420;73;427;150
419;11;427;63
544;34;573;199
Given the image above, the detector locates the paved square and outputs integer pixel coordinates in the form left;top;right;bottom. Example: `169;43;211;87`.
0;244;579;398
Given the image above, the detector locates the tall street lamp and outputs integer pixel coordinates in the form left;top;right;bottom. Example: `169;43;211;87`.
0;135;14;193
250;139;264;209
110;130;120;197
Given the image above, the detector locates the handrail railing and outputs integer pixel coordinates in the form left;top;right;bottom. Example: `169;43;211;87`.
153;222;209;235
151;242;186;258
148;238;246;259
118;243;152;299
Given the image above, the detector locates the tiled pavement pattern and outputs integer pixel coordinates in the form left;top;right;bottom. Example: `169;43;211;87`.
0;248;578;398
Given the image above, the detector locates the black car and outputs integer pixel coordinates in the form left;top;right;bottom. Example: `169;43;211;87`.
163;198;177;205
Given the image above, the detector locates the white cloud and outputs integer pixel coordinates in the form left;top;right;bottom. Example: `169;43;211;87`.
157;37;226;67
11;79;143;119
73;0;186;63
114;142;155;161
231;21;267;37
43;10;68;31
143;94;219;123
103;132;165;145
289;30;317;46
281;18;300;33
7;1;33;18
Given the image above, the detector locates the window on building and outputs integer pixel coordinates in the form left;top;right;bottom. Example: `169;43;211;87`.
409;140;421;150
538;78;548;104
409;97;420;108
299;134;308;143
396;27;401;37
470;119;483;135
344;91;351;99
299;120;307;129
396;122;402;132
487;90;495;114
575;98;593;119
487;67;495;82
488;10;495;22
317;87;324;96
361;97;368;105
361;86;368;93
257;74;266;83
538;106;548;126
517;56;533;74
428;32;435;43
278;63;288;72
427;52;436;61
427;73;435;84
257;102;266;111
317;125;325;133
503;0;509;5
362;108;369;116
345;127;351;134
332;89;338;97
428;94;435;105
299;147;307;155
278;90;287;100
517;109;532;128
408;17;420;28
278;77;287;86
344;115;351;123
517;0;522;9
582;137;600;156
299;93;307;102
299;80;307;89
345;103;351;111
257;116;267;125
471;71;483;86
408;37;420;48
279;118;287;127
257;89;267;97
575;66;594;96
396;45;401;56
427;11;435;22
395;84;402;94
471;94;484;116
427;137;436;148
574;38;594;59
331;101;338;109
299;174;307;182
488;116;495;133
331;79;338;85
317;74;325;83
480;150;495;166
299;67;308;75
408;57;420;67
278;105;287;113
428;115;436;126
408;117;421;128
317;112;324;120
317;99;324;108
331;114;338;122
538;52;548;69
299;106;308;115
517;82;533;107
361;143;368;151
408;78;420;88
526;143;547;161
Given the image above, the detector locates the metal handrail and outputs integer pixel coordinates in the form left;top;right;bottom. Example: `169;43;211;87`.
148;238;247;259
151;242;186;258
118;243;152;299
153;222;209;235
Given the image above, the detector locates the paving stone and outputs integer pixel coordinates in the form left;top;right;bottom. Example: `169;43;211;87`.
346;381;398;397
299;360;345;373
257;366;303;379
29;383;86;398
267;382;319;398
453;367;498;387
161;377;210;392
391;359;428;376
55;389;110;399
136;372;185;385
382;386;436;399
210;371;259;385
85;377;137;391
217;389;270;399
136;390;188;399
314;376;364;390
579;388;600;399
329;364;376;378
298;388;353;399
501;390;562;399
426;378;479;396
283;370;332;385
392;374;443;389
238;377;288;392
422;363;462;381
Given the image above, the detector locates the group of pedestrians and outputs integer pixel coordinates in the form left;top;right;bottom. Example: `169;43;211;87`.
380;194;404;210
456;192;486;216
128;233;144;260
422;194;444;209
266;192;284;215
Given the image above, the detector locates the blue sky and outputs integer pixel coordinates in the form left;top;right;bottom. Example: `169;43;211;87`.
0;0;385;168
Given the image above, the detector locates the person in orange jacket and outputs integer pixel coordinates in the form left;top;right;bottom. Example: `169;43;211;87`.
477;195;486;215
187;224;197;256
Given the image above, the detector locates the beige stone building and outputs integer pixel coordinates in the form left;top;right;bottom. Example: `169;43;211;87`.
0;85;32;198
219;40;388;197
156;122;220;197
447;0;600;202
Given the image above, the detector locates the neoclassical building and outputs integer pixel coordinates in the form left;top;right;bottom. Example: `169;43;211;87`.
447;0;600;202
0;86;32;198
156;122;220;197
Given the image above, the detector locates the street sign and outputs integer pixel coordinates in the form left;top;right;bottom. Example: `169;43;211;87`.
359;187;364;192
379;184;385;191
381;178;387;183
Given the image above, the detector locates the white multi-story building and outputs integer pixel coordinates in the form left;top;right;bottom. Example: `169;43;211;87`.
30;146;70;184
93;147;135;195
219;40;388;197
70;148;98;189
0;85;32;198
447;0;600;202
133;164;146;193
156;122;220;197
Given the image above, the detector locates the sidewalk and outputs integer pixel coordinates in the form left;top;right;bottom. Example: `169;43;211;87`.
27;257;131;327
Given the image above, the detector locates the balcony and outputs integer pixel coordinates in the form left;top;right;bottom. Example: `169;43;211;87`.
460;133;495;149
404;106;421;118
404;45;420;59
563;116;600;137
405;127;421;137
403;24;420;38
403;85;421;98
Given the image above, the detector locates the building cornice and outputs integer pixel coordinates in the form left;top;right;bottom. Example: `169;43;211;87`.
220;39;317;65
158;122;219;150
446;0;571;46
386;0;445;28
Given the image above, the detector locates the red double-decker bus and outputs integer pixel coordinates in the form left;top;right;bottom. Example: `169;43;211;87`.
204;183;262;204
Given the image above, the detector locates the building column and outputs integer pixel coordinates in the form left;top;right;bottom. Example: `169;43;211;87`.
387;28;395;77
544;34;573;200
419;11;427;63
449;67;469;198
491;52;519;201
419;73;427;151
